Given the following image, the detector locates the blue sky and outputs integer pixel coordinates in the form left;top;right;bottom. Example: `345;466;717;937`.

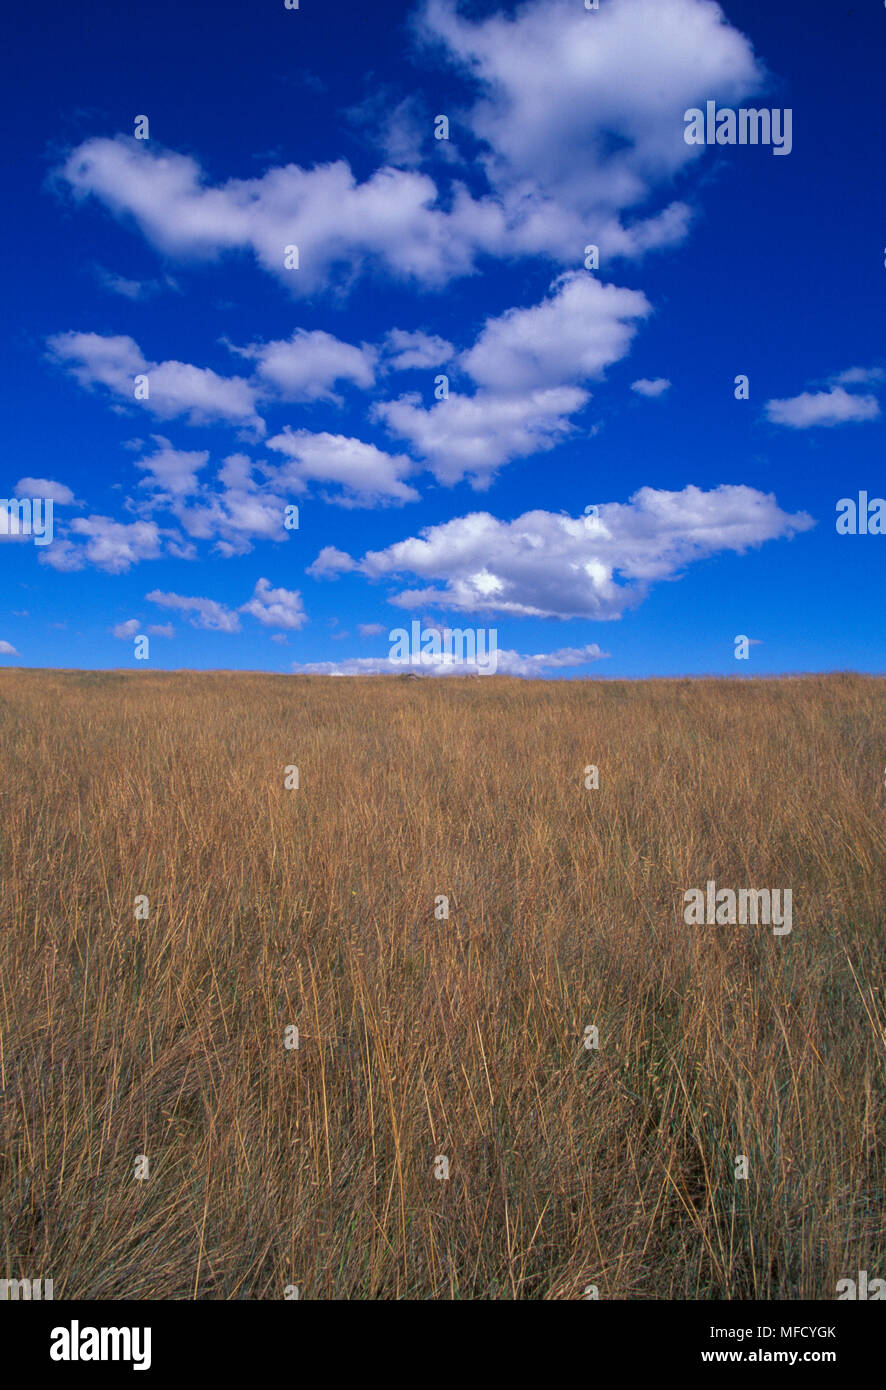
2;0;884;676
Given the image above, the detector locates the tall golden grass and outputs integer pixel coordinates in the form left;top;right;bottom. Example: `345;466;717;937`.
0;669;883;1298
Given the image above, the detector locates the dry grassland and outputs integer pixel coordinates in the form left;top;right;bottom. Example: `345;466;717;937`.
0;669;883;1298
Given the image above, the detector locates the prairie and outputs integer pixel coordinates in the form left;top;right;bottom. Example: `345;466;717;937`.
0;669;883;1298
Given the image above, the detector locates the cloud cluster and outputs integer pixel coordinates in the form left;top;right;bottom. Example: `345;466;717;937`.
49;261;655;533
48;270;650;492
145;578;305;633
39;420;420;573
61;139;481;293
135;446;290;556
48;326;386;432
417;0;760;260
58;0;761;291
36;0;821;660
375;272;649;486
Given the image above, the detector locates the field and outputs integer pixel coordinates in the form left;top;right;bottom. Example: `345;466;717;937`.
0;669;883;1299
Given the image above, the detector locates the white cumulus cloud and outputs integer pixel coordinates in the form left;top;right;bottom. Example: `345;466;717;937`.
631;377;671;397
765;385;880;428
41;517;166;574
266;429;419;505
57;1;762;291
239;577;307;630
312;484;814;620
416;0;761;260
146;589;241;632
373;272;649;486
460;272;650;393
230;328;377;402
383;329;455;370
14;478;76;504
48;331;264;433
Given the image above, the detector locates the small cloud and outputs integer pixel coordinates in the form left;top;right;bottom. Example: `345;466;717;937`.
40;517;165;574
631;377;671;398
270;633;289;645
134;436;209;498
266;428;418;507
358;622;385;637
111;618;141;639
146;623;174;638
0;640;19;655
95;266;180;300
831;366;885;387
307;546;357;579
97;270;146;300
14;477;76;504
146;589;241;632
765;385;880;428
38;539;86;572
384;329;455;371
230;328;377;403
47;330;264;434
239;577;307;630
